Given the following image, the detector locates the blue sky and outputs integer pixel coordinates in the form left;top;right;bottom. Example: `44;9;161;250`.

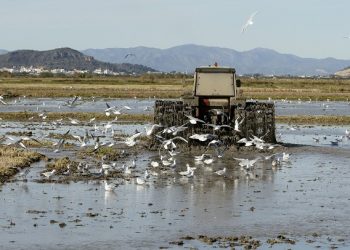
1;0;350;59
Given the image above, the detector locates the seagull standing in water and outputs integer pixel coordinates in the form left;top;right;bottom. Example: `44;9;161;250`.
41;169;56;179
282;152;290;162
104;181;118;192
215;167;226;176
241;11;258;33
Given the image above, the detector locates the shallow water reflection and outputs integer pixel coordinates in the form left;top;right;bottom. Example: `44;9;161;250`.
1;146;350;249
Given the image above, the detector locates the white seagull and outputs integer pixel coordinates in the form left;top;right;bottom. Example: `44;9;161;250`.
215;167;226;176
124;132;142;147
104;181;118;192
41;169;57;179
241;11;258;33
234;116;245;132
234;157;259;170
145;124;163;136
185;114;205;125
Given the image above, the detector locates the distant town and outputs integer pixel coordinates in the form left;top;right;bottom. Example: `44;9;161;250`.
0;66;157;76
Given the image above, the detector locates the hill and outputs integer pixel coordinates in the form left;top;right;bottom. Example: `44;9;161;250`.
0;48;155;74
82;44;350;76
334;67;350;77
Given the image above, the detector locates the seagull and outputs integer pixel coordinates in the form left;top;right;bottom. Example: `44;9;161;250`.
124;53;136;59
161;156;176;167
62;165;70;176
105;103;131;116
241;11;258;33
136;170;149;185
203;158;214;165
215;167;226;176
150;161;159;168
251;135;265;144
272;158;281;167
123;164;132;176
234;157;259;170
194;153;212;162
161;125;188;136
66;96;79;107
179;164;194;176
312;137;320;143
234;116;245;132
207;139;223;147
41;169;56;179
189;133;216;142
145;124;163;136
0;97;7;105
143;106;152;111
136;177;146;185
93;137;101;151
184;114;205;125
38;111;47;120
204;124;233;131
18;168;31;180
104;181;118;192
161;136;188;150
237;138;253;147
124;132;142;147
282;152;290;162
68;117;79;125
72;134;88;147
210;108;228;118
53;138;65;153
9;136;41;149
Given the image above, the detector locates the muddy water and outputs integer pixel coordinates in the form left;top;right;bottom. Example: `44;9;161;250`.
1;143;350;249
1;98;350;249
0;97;155;114
1;97;350;116
277;124;350;149
274;100;350;116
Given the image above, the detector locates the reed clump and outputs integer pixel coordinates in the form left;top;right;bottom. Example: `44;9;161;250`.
0;146;43;183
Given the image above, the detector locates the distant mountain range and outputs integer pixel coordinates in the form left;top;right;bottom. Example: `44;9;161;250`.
0;48;155;74
0;49;8;55
1;45;350;75
82;44;350;76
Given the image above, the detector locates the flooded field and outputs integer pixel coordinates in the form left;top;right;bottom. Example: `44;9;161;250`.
1;98;350;249
1;97;350;116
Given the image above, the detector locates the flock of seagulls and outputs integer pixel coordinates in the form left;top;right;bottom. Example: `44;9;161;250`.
1;94;349;193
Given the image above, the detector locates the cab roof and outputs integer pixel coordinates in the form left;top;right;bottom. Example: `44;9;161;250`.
195;66;236;74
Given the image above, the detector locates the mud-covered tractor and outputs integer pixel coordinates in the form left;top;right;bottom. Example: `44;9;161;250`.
154;66;276;145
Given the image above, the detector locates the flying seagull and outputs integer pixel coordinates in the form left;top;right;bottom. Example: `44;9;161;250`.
241;11;258;33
